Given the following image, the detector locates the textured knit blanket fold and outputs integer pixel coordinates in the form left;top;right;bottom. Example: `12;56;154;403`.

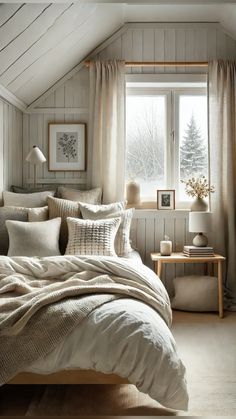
0;255;171;384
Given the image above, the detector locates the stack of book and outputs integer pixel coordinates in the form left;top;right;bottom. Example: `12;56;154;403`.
183;245;214;257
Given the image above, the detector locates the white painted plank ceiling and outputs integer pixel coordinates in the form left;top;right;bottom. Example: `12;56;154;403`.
0;2;236;107
0;3;124;105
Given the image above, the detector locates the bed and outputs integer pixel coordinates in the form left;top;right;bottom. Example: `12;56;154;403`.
0;193;188;411
0;250;188;411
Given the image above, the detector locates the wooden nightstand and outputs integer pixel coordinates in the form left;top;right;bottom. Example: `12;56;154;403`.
150;252;225;318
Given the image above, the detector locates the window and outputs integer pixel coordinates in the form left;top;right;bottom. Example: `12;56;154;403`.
125;78;208;207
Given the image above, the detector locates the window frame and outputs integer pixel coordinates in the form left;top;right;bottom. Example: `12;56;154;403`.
125;74;208;209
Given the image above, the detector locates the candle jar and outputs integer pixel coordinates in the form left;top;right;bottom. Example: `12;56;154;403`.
160;240;172;256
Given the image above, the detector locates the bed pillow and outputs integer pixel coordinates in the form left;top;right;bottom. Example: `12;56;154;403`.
79;201;125;219
28;206;49;222
3;191;54;208
10;185;56;194
6;218;61;257
57;186;102;204
65;217;121;257
47;196;80;254
80;204;134;257
171;275;218;312
0;207;28;255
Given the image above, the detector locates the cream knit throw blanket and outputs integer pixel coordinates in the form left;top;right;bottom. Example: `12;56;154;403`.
0;255;171;384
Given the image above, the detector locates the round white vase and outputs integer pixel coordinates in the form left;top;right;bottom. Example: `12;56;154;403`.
191;197;208;212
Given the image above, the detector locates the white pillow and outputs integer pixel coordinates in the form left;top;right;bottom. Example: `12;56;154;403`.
65;217;121;257
80;203;134;257
171;275;218;312
3;191;54;208
79;202;125;218
57;186;102;204
6;218;61;257
28;206;49;222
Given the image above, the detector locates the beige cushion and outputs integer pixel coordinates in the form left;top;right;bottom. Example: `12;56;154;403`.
3;191;54;208
28;206;49;222
47;196;80;254
171;275;218;312
79;201;125;219
57;186;102;204
6;218;61;257
0;207;28;255
80;203;134;257
65;217;121;257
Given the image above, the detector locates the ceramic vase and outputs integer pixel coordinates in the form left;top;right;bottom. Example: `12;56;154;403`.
191;197;208;212
126;181;140;206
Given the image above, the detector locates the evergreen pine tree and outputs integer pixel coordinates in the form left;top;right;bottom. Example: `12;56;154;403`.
180;114;207;179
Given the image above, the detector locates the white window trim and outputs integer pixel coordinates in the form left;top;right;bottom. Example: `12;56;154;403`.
125;74;208;210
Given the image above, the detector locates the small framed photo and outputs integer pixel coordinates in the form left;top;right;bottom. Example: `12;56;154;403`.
48;123;86;171
157;190;175;210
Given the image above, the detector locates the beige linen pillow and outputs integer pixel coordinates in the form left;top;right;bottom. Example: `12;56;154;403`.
65;217;121;257
171;275;218;312
47;196;80;254
6;218;61;257
79;201;125;219
80;203;134;257
3;190;54;208
0;207;28;255
28;206;49;222
57;186;102;204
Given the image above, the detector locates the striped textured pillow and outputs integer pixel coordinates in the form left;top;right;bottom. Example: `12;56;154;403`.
65;217;121;257
47;196;80;254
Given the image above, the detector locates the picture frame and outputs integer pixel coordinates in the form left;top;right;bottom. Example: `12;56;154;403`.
157;189;175;210
48;123;86;171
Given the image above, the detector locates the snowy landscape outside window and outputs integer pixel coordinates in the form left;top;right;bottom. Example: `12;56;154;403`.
125;83;208;206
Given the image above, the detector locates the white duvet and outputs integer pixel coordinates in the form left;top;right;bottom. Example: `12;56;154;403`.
27;256;188;411
0;254;188;411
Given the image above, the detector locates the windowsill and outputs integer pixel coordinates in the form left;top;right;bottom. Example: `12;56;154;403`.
126;202;191;211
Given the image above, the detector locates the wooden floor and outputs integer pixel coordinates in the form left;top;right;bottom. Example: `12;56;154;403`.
1;311;236;417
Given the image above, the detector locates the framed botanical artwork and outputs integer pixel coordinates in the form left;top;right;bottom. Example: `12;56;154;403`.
48;123;86;171
157;190;175;210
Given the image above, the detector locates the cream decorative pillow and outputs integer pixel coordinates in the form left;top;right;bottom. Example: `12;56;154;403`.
6;218;61;257
28;206;49;222
171;275;218;312
65;217;121;257
79;201;125;219
57;186;102;204
3;190;54;208
47;196;80;253
80;203;134;257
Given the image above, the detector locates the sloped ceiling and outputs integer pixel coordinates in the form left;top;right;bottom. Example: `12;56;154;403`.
0;1;236;108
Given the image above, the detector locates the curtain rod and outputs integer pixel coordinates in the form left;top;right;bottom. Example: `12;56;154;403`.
85;61;208;68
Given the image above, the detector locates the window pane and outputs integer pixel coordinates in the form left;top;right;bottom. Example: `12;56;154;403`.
179;95;208;200
126;95;166;199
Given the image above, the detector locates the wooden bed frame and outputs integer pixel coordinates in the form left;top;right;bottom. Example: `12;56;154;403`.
8;370;129;385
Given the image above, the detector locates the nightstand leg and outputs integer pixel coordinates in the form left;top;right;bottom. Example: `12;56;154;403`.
157;261;162;278
218;261;224;318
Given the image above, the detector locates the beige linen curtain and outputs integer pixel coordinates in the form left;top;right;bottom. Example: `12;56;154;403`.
208;60;236;304
88;60;125;203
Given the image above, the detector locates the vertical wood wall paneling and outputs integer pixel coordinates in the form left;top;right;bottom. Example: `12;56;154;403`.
142;29;155;73
1;100;23;193
54;84;66;181
121;30;132;74
0;101;3;203
164;29;176;73
154;29;165;73
132;29;142;74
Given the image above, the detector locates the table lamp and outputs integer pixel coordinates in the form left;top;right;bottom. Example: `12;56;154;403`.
26;146;46;187
189;211;212;247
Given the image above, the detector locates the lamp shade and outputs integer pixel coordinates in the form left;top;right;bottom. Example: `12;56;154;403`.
189;212;212;233
26;146;46;164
